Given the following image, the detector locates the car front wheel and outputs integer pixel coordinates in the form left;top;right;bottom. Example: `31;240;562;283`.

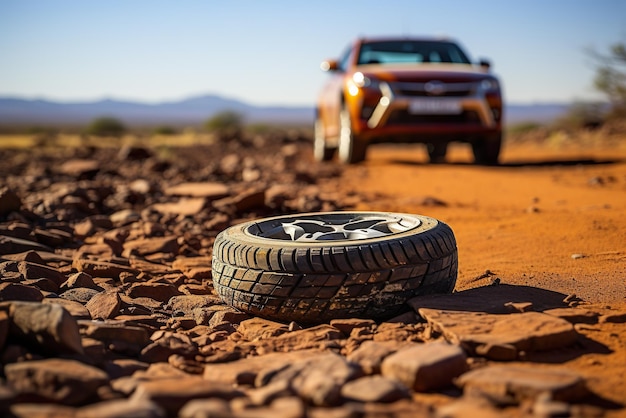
338;107;367;164
313;117;335;162
472;133;502;165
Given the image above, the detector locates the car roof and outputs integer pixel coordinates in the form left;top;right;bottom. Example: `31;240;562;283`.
357;36;456;44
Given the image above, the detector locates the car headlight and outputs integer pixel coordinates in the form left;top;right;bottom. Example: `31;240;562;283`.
480;78;499;91
348;72;379;96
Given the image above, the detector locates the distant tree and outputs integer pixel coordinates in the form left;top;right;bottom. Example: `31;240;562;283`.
590;40;626;118
86;117;126;137
204;110;244;140
153;125;177;135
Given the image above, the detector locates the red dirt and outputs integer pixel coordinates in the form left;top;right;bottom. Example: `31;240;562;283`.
325;137;626;414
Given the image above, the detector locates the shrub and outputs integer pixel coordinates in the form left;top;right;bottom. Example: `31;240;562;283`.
86;117;126;137
204;110;244;139
153;125;178;135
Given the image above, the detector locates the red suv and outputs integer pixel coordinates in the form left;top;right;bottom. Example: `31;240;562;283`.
314;37;503;164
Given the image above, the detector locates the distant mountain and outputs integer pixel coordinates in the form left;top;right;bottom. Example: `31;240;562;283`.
0;94;571;127
0;94;314;126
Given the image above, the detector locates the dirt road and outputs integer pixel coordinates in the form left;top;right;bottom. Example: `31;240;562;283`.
325;138;626;414
330;140;626;303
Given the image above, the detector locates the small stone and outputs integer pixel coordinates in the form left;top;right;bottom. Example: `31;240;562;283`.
571;253;585;260
381;341;467;392
86;291;122;320
128;282;182;302
131;377;243;416
178;399;231;418
341;375;410;403
5;358;108;405
73;258;139;278
151;198;207;216
0;187;22;215
457;364;588;403
0;282;44;302
346;340;402;375
60;287;100;304
76;398;166;418
263;352;361;406
237;317;289;340
60;271;98;291
330;318;376;335
42;297;91;319
164;182;229;199
418;309;578;355
7;301;83;354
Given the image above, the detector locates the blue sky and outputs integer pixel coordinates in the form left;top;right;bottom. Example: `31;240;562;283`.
1;0;624;106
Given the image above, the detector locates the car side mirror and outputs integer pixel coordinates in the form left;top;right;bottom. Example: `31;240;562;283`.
320;59;339;72
478;59;491;70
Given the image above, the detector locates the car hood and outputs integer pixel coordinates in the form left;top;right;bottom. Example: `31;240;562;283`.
356;63;493;82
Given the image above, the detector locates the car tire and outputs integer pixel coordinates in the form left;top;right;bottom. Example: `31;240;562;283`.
212;211;458;323
472;133;502;165
427;142;448;163
338;107;367;164
313;117;336;162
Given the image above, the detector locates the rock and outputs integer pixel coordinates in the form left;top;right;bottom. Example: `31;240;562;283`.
79;320;150;351
0;282;44;302
131;377;243;416
408;284;570;314
178;399;231;418
436;397;503;418
329;318;376;335
123;236;180;257
127;282;182;302
262;352;361;406
418;308;578;358
213;188;266;213
346;340;403;374
269;324;344;352
340;375;410;403
86;291;122;320
164;182;229;199
208;307;251;328
140;331;198;363
5;358;108;405
76;398;166;418
171;256;213;281
204;350;319;385
104;358;150;379
7;301;84;354
0;310;9;350
73;258;140;278
151;198;207;216
18;261;67;286
0;236;52;254
58;159;100;177
456;365;589;404
60;271;98;291
60;287;101;304
544;307;599;324
381;342;467;392
237;317;289;340
8;403;77;418
166;294;222;316
42;297;91;319
0;187;22;215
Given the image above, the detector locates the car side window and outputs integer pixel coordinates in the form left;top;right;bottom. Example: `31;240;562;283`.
338;46;352;72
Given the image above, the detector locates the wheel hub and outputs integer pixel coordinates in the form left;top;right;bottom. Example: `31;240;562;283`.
247;213;421;242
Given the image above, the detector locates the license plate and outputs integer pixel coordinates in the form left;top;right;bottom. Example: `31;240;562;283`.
408;99;462;114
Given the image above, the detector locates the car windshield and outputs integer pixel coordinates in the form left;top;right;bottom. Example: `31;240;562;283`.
357;40;471;65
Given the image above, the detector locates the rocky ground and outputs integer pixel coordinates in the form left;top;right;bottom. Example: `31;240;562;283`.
1;129;625;417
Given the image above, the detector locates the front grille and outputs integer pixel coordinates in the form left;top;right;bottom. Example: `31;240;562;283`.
389;81;475;97
387;110;481;125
